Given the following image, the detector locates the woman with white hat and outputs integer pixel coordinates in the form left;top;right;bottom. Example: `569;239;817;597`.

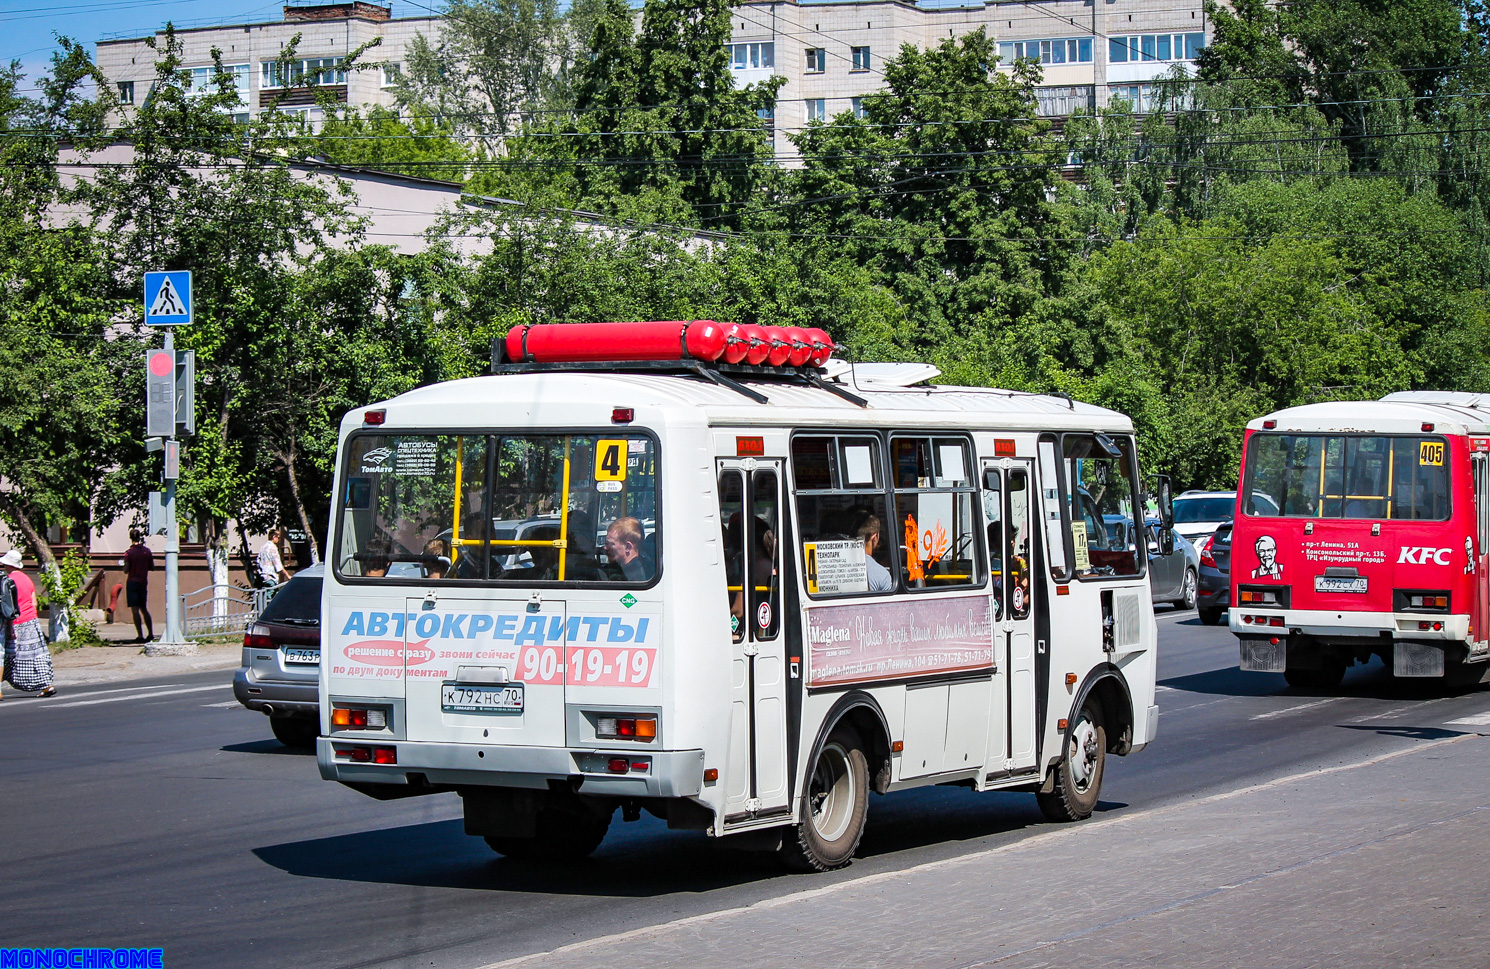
0;549;56;698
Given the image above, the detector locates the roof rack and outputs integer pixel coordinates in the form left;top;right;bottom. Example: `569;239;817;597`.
488;357;870;408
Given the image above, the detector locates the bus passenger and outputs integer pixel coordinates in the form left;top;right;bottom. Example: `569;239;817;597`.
856;514;894;592
604;517;648;581
423;538;451;580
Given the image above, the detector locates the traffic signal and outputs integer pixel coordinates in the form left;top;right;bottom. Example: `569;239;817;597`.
144;349;195;438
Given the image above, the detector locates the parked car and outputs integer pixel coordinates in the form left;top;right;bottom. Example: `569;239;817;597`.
1105;516;1199;609
232;564;322;748
1196;521;1232;626
1172;490;1279;544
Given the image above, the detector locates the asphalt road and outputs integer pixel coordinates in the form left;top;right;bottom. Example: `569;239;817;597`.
2;607;1487;969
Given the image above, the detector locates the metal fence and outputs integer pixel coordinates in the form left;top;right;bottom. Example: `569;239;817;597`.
180;581;284;637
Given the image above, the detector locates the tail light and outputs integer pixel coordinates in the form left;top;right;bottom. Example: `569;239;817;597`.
244;624;274;650
594;714;658;741
335;745;396;764
1197;535;1216;569
1395;589;1451;613
1238;585;1290;607
331;707;387;730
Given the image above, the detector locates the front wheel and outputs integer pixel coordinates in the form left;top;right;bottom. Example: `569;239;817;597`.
484;809;611;861
269;716;317;748
1036;698;1106;822
1283;660;1345;691
1178;569;1198;610
779;726;869;872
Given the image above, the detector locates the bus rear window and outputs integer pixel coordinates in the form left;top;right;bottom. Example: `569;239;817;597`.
1244;433;1449;521
336;433;659;583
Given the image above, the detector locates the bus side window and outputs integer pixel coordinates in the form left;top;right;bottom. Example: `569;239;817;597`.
1006;469;1032;620
751;469;781;639
720;471;747;642
891;436;983;590
984;468;1004;621
793;434;894;597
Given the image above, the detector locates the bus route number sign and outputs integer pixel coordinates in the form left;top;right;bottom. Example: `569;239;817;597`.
596;439;629;481
1420;441;1444;467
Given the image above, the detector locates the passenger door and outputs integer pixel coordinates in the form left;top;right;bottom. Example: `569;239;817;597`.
983;460;1038;771
717;461;791;821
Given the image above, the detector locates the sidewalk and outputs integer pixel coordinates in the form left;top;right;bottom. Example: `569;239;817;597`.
37;623;241;688
486;733;1490;969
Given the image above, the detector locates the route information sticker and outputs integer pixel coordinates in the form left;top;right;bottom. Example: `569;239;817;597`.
804;540;868;594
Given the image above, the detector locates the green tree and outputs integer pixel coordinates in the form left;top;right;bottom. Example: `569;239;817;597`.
316;105;472;181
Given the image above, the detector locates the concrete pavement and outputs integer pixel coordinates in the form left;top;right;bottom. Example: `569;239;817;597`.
490;733;1490;969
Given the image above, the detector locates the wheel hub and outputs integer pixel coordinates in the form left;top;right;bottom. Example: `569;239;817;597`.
1070;720;1099;791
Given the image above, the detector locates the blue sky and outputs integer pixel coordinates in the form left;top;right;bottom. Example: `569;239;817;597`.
1;0;442;94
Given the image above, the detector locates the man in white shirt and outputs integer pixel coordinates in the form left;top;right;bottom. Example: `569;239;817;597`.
257;528;291;587
858;515;895;592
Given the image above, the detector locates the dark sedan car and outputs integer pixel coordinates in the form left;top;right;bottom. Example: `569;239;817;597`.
232;564;322;747
1196;521;1232;625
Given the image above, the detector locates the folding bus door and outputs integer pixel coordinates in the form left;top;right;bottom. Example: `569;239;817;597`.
982;459;1039;772
717;461;791;822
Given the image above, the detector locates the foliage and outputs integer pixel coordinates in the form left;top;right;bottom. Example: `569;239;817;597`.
316;105;472;181
36;549;101;648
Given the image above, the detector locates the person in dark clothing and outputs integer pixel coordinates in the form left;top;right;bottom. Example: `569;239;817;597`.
123;528;155;643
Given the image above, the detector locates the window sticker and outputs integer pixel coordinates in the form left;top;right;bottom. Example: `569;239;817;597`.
843;445;874;486
1071;519;1092;571
938;444;966;483
396;439;438;476
804;540;869;594
596;439;629;481
1420;441;1444;467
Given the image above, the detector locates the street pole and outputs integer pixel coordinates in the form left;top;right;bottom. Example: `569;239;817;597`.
161;328;183;647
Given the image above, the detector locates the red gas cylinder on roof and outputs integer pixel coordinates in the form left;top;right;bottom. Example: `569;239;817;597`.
505;321;729;363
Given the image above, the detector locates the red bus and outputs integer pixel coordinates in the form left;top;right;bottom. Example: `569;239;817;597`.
1230;392;1490;689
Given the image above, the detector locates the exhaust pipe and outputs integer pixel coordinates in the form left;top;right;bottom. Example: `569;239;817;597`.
262;704;275;717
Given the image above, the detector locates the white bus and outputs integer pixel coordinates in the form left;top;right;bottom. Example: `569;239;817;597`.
317;323;1165;870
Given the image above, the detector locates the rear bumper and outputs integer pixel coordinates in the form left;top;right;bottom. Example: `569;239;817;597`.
317;737;706;799
1197;569;1229;607
233;667;319;716
1229;608;1469;642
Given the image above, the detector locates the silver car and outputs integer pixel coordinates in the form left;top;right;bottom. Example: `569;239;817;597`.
232;563;322;747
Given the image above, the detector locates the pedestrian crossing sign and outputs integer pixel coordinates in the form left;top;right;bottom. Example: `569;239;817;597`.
144;271;192;325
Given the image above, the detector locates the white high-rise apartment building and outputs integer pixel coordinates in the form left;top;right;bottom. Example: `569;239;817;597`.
95;1;1206;160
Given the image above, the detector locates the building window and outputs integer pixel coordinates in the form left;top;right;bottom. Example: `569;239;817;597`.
757;105;775;141
1108;33;1204;64
1035;85;1096;116
261;58;347;89
1107;83;1155;112
380;63;402;88
806;98;826;122
727;42;775;70
851;45;871;71
805;47;826;73
187;64;250;102
851;97;867;119
999;38;1093;66
117;81;134;105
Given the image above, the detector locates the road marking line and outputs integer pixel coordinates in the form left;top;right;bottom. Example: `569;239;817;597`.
49;683;186;699
1446;711;1490;726
478;735;1474;969
1250;697;1342;720
44;684;227;709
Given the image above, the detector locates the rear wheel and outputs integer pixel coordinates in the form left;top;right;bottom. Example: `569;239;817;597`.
269;716;317;748
1283;660;1345;691
484;809;611;861
1036;698;1106;822
1198;607;1224;626
1178;569;1198;610
780;725;869;872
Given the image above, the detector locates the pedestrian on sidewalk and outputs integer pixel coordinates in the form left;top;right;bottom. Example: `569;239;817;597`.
256;528;291;588
0;549;55;698
123;528;155;644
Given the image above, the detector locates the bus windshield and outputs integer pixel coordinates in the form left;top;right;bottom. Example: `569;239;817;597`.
335;432;659;583
1242;433;1449;521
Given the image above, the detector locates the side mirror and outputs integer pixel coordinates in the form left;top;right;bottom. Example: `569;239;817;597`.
983;468;1001;494
1155;476;1175;556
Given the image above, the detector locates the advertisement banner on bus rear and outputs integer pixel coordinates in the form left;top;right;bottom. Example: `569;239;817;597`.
805;594;994;687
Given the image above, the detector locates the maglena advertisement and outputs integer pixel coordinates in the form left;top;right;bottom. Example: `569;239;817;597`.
806;594;995;687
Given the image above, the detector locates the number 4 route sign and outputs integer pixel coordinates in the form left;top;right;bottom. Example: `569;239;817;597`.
144;271;192;326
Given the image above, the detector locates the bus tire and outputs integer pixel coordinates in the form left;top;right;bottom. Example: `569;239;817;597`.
1283;661;1345;691
1036;698;1105;823
1198;607;1224;626
484;809;610;861
269;716;317;749
780;725;869;872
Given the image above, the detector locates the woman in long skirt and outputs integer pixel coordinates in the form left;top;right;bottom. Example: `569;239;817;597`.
0;549;55;698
